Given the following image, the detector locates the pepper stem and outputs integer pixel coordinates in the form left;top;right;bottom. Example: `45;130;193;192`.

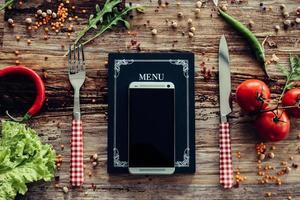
6;111;31;122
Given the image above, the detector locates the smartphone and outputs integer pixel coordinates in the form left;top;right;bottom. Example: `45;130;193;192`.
128;82;175;175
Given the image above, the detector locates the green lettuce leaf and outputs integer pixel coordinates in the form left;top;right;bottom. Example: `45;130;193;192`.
0;121;56;200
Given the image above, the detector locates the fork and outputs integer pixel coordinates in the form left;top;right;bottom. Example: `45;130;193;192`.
68;44;86;187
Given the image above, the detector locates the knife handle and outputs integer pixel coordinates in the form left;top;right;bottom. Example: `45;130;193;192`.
219;122;234;189
70;120;84;186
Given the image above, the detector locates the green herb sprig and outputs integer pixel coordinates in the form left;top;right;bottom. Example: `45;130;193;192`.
80;5;142;47
71;0;143;50
0;0;15;12
277;55;300;100
74;0;122;45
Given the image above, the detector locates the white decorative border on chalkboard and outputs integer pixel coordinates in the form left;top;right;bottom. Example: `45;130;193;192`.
113;59;190;168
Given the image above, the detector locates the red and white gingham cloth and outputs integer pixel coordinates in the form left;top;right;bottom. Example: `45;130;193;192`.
70;120;84;186
219;122;233;189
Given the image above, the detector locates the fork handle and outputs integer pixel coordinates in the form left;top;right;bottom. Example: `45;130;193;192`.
219;122;233;189
70;119;84;186
73;88;81;118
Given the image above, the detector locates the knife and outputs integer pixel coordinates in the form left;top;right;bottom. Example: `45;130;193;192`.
213;0;218;6
218;35;233;189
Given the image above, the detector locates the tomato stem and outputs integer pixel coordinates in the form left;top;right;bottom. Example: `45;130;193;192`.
260;104;300;113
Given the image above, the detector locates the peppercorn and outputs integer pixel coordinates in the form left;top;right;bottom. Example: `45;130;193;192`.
15;60;20;65
7;18;14;25
62;186;69;193
268;6;273;11
266;192;272;197
285;166;291;173
92;153;98;160
248;20;254;28
196;1;202;8
50;13;56;19
42;12;47;18
280;4;286;11
92;183;96;191
221;4;228;11
16;35;20;41
27;39;31;45
46;9;52;15
188;32;194;38
283;11;289;18
195;8;201;18
276;179;282;185
274;25;280;32
187;18;193;25
171;21;178;28
37;9;43;15
177;12;183;18
259;153;265;160
283;20;291;29
268;152;275;159
292;163;298;169
151;29;157;35
92;161;98;167
60;144;64;150
25;17;32;25
14;50;19;55
190;26;196;33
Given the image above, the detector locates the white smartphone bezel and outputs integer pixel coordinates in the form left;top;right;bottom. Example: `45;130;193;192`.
128;81;175;175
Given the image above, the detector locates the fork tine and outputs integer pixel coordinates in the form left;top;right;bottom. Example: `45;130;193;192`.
68;45;73;73
74;45;78;73
68;45;71;64
81;44;85;63
81;44;85;71
78;44;85;71
77;44;81;63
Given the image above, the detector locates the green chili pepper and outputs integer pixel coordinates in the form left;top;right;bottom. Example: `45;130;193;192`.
218;8;271;80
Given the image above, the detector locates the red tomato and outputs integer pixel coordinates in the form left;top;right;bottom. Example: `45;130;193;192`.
255;109;290;142
282;88;300;118
236;79;270;113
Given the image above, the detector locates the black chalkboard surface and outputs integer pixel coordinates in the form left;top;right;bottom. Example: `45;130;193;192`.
107;53;195;174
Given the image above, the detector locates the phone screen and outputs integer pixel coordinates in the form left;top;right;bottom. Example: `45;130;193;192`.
129;88;175;167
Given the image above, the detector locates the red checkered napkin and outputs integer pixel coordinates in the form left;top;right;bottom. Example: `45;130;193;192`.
219;122;233;189
70;120;84;186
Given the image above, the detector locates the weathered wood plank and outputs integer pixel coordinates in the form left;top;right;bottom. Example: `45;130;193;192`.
1;0;300;199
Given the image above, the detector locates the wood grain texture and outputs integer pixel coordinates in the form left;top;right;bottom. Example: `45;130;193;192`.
0;0;300;199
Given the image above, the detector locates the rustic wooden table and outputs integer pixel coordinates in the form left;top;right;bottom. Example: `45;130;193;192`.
1;0;300;199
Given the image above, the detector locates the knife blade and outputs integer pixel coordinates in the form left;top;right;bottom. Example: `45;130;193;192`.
218;34;233;189
219;35;231;123
213;0;218;6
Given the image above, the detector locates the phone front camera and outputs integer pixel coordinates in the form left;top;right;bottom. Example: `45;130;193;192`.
167;85;170;88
